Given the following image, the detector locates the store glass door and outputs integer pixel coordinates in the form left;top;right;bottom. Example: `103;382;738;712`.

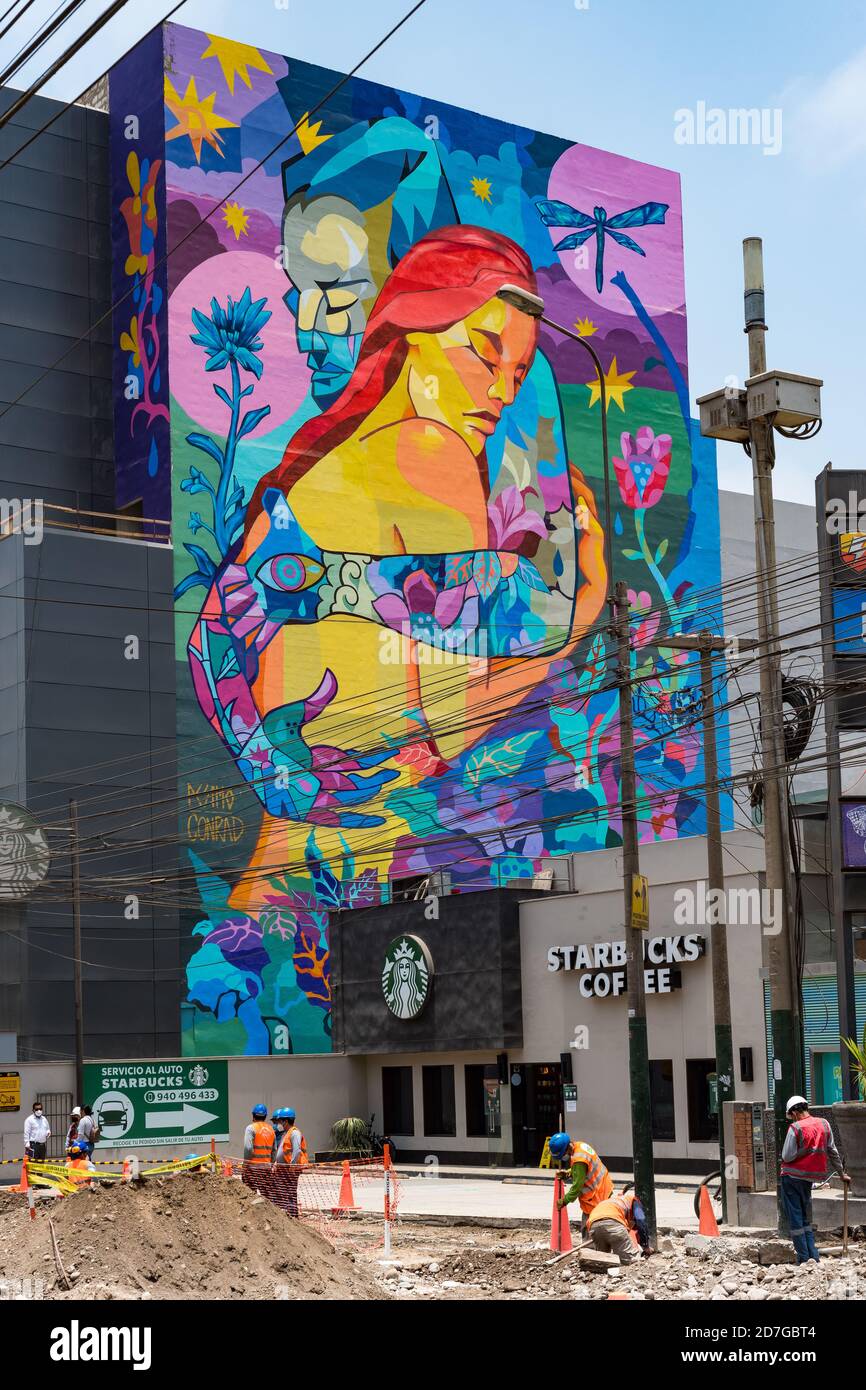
510;1061;562;1165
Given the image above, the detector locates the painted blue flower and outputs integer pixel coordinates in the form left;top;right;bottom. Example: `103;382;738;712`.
190;287;271;379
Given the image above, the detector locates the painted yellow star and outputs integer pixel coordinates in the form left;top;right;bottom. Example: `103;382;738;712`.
470;176;492;204
164;76;238;163
223;201;249;240
200;34;274;94
574;317;597;337
585;355;636;412
296;111;332;156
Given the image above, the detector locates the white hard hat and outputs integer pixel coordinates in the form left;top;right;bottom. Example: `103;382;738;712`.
72;1107;81;1117
785;1095;808;1114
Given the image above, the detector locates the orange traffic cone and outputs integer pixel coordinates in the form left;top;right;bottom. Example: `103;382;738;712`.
332;1160;360;1215
698;1182;719;1237
549;1174;572;1253
14;1157;29;1196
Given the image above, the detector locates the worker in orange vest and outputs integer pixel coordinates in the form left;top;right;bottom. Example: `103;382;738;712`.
65;1139;94;1187
274;1107;307;1217
549;1132;613;1223
242;1104;275;1192
586;1191;649;1263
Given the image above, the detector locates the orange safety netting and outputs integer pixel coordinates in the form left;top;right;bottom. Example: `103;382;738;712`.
234;1157;399;1225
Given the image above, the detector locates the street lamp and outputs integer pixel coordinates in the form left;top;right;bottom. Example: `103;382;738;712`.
497;282;657;1246
496;284;614;604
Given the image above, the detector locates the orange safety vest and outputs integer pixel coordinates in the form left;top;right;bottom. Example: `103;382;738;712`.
571;1141;613;1214
249;1120;276;1165
586;1192;636;1230
65;1157;92;1186
281;1124;308;1166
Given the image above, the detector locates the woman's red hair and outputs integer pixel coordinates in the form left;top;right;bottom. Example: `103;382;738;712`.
247;224;537;523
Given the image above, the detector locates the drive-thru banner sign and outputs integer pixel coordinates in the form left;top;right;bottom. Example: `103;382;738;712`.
83;1060;229;1148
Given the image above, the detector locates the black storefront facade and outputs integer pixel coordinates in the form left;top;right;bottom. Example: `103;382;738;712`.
331;887;564;1164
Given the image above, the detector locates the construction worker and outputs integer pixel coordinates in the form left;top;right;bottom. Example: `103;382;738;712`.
275;1107;308;1217
780;1095;850;1264
65;1139;94;1187
586;1191;649;1264
65;1107;81;1151
271;1107;289;1144
549;1132;613;1223
242;1104;275;1181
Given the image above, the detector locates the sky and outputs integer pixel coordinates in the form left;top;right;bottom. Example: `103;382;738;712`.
4;0;864;503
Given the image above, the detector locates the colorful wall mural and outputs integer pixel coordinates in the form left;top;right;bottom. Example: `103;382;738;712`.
109;23;725;1056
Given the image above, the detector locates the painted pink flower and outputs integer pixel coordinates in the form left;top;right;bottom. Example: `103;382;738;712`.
373;569;478;647
487;485;548;549
613;426;672;509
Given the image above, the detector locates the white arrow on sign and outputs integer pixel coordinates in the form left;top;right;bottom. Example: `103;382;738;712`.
145;1103;219;1134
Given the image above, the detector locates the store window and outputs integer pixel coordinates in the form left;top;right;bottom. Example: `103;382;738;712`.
465;1064;501;1138
686;1058;719;1142
422;1065;456;1136
382;1066;414;1135
649;1059;675;1142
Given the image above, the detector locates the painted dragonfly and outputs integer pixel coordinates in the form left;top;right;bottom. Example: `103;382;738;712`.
536;199;669;294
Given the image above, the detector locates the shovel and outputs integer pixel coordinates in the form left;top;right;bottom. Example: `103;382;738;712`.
843;1176;850;1255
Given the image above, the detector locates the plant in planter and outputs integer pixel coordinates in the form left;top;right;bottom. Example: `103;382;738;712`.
833;1025;866;1196
327;1117;372;1160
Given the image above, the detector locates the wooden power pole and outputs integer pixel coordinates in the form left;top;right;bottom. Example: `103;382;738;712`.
615;579;656;1247
69;798;84;1105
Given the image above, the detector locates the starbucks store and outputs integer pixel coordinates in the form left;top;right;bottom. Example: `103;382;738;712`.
333;834;772;1169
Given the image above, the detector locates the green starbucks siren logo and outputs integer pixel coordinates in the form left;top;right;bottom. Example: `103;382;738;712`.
382;936;433;1019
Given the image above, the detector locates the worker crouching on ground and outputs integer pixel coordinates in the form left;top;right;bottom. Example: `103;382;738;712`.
65;1139;95;1187
586;1192;649;1264
274;1107;308;1217
549;1132;613;1228
779;1095;850;1265
242;1104;275;1192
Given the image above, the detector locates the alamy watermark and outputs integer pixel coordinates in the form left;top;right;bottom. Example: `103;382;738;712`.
0;498;43;545
674;102;782;157
674;878;782;935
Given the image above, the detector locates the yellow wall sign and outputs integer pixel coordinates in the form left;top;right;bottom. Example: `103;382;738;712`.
0;1071;20;1112
630;874;649;931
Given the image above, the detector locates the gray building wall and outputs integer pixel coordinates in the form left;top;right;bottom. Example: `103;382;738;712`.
0;528;179;1060
0;87;113;512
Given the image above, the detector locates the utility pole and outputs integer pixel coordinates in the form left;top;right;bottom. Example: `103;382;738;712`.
665;630;758;1220
741;241;805;1192
698;239;821;1229
495;284;658;1241
69;799;84;1105
616;579;656;1248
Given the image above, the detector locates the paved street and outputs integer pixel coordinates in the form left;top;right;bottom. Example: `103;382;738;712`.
352;1171;701;1227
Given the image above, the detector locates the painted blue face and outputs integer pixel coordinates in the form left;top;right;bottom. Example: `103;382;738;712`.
284;289;360;404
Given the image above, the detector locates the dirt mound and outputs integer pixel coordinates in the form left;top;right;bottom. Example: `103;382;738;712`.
0;1172;383;1301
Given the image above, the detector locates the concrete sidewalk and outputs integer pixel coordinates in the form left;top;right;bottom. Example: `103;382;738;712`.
395;1162;708;1192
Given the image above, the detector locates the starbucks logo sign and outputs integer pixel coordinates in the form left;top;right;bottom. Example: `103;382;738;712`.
382;936;433;1019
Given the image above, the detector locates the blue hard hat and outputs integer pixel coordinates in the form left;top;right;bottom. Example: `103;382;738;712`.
548;1132;571;1159
272;1107;287;1121
252;1103;267;1119
284;1107;296;1122
67;1141;87;1157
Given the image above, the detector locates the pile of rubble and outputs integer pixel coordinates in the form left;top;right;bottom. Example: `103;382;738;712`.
371;1227;866;1301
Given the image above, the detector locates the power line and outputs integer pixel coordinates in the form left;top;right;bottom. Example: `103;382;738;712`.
0;0;431;424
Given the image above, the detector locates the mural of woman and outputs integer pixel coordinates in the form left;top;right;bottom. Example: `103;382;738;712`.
188;225;606;908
